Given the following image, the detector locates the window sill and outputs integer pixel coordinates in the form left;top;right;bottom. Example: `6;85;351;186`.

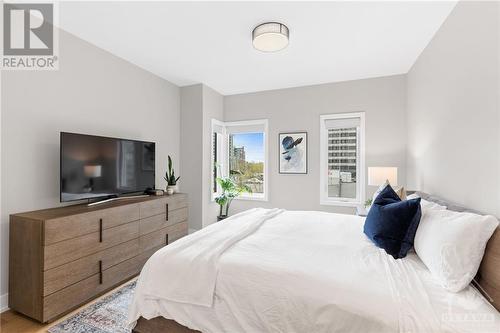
320;199;361;207
234;195;268;202
211;195;268;202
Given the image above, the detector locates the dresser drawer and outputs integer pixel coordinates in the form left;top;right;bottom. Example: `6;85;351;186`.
44;204;140;245
9;194;189;324
167;221;189;242
42;253;146;322
139;207;188;235
43;238;140;296
139;194;187;219
139;221;188;252
140;227;169;252
44;221;139;270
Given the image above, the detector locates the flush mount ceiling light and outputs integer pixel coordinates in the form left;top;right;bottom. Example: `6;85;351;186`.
252;22;289;52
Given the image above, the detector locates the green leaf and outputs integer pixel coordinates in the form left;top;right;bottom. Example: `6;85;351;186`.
166;155;180;185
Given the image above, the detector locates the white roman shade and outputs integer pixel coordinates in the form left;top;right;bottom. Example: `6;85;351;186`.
324;117;361;130
225;122;266;134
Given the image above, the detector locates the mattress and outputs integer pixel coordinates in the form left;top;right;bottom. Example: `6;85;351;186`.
129;208;499;333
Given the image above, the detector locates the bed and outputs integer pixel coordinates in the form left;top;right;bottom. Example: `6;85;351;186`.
129;195;500;333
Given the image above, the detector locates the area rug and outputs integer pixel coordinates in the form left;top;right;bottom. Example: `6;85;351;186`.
48;280;136;333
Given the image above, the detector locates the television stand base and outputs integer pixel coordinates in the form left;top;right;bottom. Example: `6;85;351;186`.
87;194;150;207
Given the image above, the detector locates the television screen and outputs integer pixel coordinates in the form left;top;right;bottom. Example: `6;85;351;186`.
60;132;155;202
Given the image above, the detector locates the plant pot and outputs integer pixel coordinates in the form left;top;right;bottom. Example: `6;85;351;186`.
217;215;228;222
166;186;175;195
166;184;179;195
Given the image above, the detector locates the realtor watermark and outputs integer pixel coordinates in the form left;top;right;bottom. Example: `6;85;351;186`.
1;2;59;70
441;282;496;325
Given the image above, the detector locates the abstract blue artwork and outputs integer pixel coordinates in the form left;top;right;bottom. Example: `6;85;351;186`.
279;132;307;174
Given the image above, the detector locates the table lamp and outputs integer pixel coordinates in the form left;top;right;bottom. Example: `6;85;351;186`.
368;167;398;187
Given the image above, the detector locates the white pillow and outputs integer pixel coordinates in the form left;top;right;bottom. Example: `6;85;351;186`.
414;209;498;292
407;194;447;211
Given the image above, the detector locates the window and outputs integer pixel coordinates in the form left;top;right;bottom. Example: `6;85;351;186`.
211;119;268;201
320;113;365;206
228;132;265;196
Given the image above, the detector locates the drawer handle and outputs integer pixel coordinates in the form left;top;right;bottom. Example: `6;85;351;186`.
99;260;103;284
166;204;169;221
166;233;169;245
99;218;103;242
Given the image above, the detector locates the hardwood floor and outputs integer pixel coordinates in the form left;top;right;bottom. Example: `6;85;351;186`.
0;277;136;333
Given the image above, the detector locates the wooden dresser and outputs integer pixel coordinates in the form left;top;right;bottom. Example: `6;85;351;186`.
9;194;188;323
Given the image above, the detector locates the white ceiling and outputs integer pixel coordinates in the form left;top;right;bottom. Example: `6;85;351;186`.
58;1;456;95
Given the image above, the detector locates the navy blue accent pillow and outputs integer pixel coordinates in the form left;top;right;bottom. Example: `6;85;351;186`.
363;185;422;259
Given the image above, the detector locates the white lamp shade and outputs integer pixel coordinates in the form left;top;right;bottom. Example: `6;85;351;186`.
368;167;398;186
84;165;102;178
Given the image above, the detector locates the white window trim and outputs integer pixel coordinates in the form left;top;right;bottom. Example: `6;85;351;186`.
211;119;226;199
319;112;365;207
211;118;269;202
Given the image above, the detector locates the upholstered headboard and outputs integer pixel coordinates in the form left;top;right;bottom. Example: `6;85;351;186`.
414;191;500;312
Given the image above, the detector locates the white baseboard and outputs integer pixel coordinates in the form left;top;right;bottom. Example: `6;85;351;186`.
0;293;8;313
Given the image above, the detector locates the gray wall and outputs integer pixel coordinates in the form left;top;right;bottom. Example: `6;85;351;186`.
407;1;499;217
201;85;224;227
224;75;407;215
180;84;203;230
0;29;180;308
180;84;224;230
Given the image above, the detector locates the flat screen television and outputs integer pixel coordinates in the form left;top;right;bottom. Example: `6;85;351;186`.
60;132;155;202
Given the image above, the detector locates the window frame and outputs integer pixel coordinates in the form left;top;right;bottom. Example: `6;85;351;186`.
319;112;365;207
211;119;226;199
211;118;269;202
213;132;218;193
211;124;224;196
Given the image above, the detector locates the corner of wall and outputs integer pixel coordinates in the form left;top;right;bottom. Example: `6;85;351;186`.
180;83;224;229
180;84;204;230
200;84;224;228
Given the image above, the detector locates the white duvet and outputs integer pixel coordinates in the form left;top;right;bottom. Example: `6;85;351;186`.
129;208;499;333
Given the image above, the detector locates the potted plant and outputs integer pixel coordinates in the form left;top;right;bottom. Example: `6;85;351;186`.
164;155;180;194
214;177;251;221
364;198;372;209
355;198;373;216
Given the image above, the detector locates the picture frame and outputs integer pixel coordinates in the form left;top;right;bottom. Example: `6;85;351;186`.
279;132;307;174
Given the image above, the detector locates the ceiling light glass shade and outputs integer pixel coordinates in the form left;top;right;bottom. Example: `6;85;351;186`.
252;22;289;52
